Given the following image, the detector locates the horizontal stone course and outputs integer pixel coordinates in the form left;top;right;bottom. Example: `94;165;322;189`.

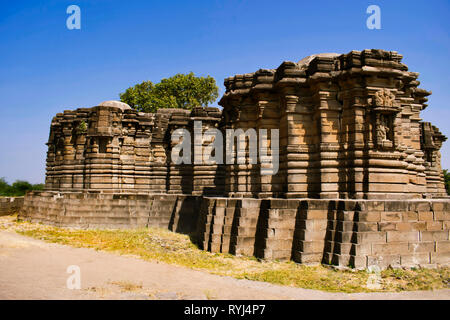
421;230;449;242
195;197;450;269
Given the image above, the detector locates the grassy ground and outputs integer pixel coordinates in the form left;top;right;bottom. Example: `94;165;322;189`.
1;215;448;293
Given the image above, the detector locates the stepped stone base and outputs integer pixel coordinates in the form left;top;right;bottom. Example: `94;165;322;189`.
18;191;450;269
197;198;450;269
19;191;200;233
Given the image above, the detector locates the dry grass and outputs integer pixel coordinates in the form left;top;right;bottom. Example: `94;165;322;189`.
109;280;143;292
1;215;449;293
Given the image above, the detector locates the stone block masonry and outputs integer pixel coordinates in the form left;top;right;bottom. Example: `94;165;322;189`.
20;191;200;234
18;49;450;269
0;197;24;216
20;193;449;269
196;198;450;269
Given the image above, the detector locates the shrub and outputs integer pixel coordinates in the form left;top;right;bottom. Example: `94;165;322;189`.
0;177;44;196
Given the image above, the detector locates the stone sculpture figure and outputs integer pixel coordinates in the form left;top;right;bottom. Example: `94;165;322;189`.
377;114;391;143
374;88;396;107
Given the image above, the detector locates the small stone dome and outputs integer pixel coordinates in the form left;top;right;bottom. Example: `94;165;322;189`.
98;100;132;111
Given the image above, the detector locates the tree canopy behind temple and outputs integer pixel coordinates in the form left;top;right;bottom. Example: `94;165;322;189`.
444;169;450;195
119;72;219;113
0;178;44;197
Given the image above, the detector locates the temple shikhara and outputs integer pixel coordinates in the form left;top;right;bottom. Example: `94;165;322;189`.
20;49;450;269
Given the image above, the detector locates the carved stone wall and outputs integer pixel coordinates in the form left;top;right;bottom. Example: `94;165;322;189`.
45;50;447;200
220;49;448;199
0;197;24;216
45;102;222;195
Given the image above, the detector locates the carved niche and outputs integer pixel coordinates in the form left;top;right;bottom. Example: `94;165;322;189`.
371;88;400;150
375;113;394;148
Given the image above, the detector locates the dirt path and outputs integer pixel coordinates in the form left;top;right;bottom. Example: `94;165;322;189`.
0;230;449;300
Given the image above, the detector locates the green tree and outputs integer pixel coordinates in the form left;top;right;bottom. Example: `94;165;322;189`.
0;178;44;197
10;180;32;195
0;177;10;195
120;72;219;113
31;183;44;191
444;169;450;195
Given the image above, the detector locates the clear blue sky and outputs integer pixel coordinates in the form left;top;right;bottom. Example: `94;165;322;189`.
0;0;449;184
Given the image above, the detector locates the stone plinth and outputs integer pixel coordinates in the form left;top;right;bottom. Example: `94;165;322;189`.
19;193;450;269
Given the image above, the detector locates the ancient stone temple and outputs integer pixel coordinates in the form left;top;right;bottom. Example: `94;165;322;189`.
219;50;447;199
43;50;447;200
20;49;450;269
44;101;223;196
